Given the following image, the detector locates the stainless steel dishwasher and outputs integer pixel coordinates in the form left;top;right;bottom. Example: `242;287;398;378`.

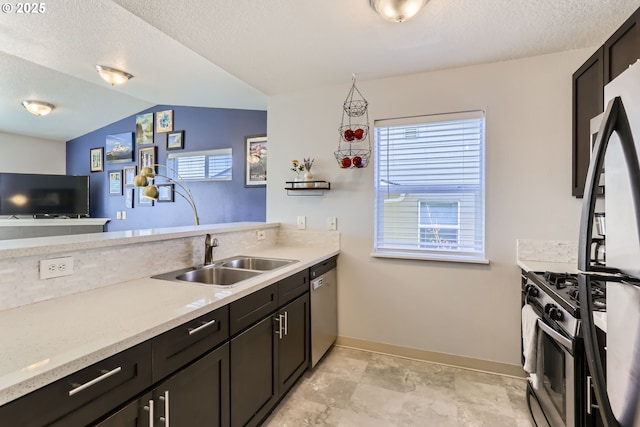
309;255;338;367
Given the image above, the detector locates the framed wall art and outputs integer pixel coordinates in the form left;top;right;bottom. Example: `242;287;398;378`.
138;146;157;172
156;110;173;133
167;130;184;150
138;188;154;207
125;188;134;209
135;113;154;145
90;147;103;172
123;165;137;186
245;134;267;187
105;132;134;163
157;184;175;202
108;170;123;196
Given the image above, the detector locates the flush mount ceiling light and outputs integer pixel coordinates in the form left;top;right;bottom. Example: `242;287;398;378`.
369;0;428;22
21;100;54;116
95;65;133;85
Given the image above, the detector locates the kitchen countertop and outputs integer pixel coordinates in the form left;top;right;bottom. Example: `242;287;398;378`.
0;244;338;407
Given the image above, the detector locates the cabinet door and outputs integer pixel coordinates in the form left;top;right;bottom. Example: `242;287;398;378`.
230;316;277;427
277;292;310;395
153;343;230;427
572;48;604;197
93;393;152;427
604;7;640;83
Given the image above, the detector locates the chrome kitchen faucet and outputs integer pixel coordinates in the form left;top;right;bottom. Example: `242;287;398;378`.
204;234;219;266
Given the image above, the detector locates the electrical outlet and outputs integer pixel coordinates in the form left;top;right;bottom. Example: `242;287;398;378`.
116;211;122;220
40;256;74;280
297;216;306;230
256;230;266;240
327;216;337;231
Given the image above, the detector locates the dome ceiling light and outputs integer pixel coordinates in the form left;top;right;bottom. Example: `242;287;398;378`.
369;0;428;23
21;100;55;116
95;65;133;85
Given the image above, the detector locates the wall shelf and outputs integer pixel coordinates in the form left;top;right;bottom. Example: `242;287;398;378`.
284;181;330;196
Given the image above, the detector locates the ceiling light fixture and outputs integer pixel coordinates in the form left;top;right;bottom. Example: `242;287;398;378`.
369;0;428;23
21;100;55;116
95;65;133;85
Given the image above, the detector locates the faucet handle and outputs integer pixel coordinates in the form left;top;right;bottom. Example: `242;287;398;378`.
211;237;219;247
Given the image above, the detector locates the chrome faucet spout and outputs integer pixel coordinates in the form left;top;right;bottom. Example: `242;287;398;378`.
204;234;219;266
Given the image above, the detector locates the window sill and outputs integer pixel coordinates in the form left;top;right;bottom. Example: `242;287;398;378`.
370;251;490;265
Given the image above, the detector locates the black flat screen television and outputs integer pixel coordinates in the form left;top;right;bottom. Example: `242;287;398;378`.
0;173;90;217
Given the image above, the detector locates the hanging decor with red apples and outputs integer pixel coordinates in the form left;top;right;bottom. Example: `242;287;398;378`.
334;75;371;169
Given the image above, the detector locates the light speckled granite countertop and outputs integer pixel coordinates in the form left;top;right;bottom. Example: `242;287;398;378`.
0;244;338;407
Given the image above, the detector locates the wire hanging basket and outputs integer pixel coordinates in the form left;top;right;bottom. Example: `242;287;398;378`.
335;76;371;169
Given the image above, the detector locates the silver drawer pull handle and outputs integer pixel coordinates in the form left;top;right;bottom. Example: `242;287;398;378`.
144;399;154;427
160;390;170;426
284;311;288;336
275;314;284;339
68;366;122;396
188;319;217;335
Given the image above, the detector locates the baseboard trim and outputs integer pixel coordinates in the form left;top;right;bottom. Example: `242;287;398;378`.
335;336;526;378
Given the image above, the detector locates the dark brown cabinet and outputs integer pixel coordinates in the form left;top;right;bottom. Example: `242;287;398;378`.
150;343;230;426
229;289;310;427
572;7;640;197
93;393;152;426
277;293;310;396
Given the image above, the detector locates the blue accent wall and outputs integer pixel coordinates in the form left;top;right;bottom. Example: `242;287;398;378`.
66;106;267;231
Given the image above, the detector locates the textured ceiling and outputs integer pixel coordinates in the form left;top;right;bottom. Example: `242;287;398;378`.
1;0;639;141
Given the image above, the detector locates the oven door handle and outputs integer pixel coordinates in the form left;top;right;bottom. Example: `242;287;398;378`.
537;319;572;351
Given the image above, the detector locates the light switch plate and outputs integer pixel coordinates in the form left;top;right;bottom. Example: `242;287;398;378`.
327;216;337;230
297;216;306;230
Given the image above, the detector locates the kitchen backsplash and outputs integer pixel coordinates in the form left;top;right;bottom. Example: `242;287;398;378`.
517;239;578;263
0;226;339;312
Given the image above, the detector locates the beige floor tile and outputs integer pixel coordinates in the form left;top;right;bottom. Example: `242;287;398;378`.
264;346;532;427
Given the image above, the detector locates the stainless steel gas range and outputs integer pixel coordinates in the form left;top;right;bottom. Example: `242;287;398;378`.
521;271;606;427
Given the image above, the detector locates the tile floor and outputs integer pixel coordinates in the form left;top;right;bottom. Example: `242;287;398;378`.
263;346;533;426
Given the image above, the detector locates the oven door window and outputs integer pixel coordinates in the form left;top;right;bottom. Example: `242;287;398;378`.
542;332;567;423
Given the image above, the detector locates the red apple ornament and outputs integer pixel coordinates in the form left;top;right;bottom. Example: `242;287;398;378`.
353;156;363;168
341;157;352;168
354;128;364;140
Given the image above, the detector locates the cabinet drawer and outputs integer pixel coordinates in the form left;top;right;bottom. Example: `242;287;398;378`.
152;305;229;381
278;269;308;305
0;341;152;427
230;283;278;336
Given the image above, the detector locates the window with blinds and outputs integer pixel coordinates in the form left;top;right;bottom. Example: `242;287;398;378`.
373;111;487;263
166;149;232;181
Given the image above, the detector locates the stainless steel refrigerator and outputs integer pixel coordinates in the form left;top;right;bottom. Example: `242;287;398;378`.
578;60;640;427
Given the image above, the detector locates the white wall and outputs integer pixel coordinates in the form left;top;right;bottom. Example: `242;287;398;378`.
267;49;592;367
0;131;66;173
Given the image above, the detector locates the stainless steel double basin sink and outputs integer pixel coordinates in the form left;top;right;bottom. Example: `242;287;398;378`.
152;256;298;287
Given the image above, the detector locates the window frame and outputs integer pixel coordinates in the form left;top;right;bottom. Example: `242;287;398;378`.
372;110;488;264
166;148;232;182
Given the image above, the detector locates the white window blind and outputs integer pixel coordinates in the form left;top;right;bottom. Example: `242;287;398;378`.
167;149;232;181
373;111;486;263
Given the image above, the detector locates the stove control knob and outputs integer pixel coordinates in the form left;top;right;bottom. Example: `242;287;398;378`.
525;284;539;297
544;303;563;321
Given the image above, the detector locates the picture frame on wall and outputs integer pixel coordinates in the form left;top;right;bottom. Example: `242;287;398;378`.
135;113;154;145
245;135;267;187
156;110;173;133
138;146;157;172
105;132;134;163
166;130;184;150
123;165;137;186
138;188;154;207
90;147;103;172
108;170;123;196
125;188;134;209
157;184;174;202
